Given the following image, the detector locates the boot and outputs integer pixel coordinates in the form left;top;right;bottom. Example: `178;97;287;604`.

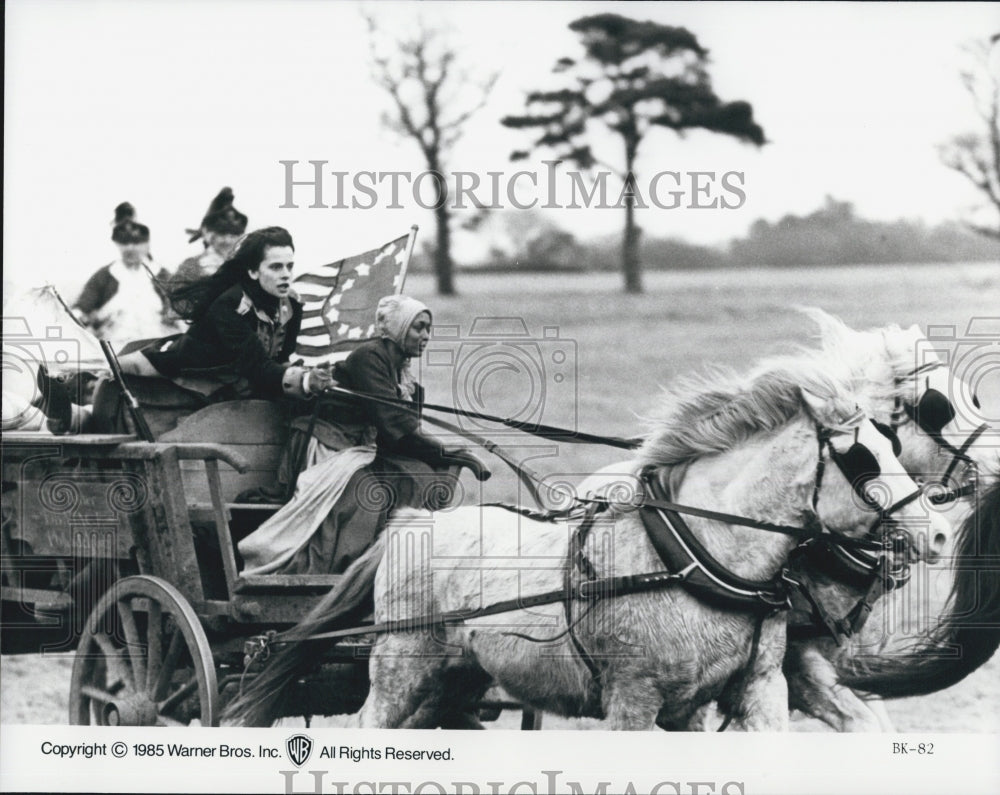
34;365;73;434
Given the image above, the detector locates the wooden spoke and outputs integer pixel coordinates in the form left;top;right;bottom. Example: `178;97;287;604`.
152;629;185;702
90;632;134;691
158;677;198;715
79;685;116;703
70;576;218;727
91;630;117;657
116;598;147;691
145;600;163;693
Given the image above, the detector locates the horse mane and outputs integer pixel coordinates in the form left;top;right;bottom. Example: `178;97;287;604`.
636;351;857;468
797;307;918;413
636;307;926;472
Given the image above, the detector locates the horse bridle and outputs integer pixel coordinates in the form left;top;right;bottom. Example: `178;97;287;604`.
892;360;987;503
807;417;922;590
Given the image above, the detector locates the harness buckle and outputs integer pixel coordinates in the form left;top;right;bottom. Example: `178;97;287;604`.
576;579;602;600
756;589;793;609
242;631;276;670
885;562;911;591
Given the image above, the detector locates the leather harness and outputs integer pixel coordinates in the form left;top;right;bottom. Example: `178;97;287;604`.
251;380;977;722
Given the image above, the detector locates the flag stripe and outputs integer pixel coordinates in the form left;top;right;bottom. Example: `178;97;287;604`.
294;274;342;289
292;233;410;365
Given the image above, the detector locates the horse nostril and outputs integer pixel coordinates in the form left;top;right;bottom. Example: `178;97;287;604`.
934;532;947;550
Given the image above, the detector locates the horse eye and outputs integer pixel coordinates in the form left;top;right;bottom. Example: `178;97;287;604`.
972;393;981;409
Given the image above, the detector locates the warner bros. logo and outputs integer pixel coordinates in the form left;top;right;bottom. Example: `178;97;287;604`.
286;734;314;767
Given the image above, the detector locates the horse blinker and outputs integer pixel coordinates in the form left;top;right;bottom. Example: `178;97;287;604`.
904;387;956;436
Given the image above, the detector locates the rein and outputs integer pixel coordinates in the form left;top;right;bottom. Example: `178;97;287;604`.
264;558;696;647
260;421;906;650
420;412;564;510
244;423;913;732
318;385;640;449
600;470;884;556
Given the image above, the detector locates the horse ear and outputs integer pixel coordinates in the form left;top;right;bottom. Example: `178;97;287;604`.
870;419;903;456
903;323;937;352
797;306;848;340
799;387;829;420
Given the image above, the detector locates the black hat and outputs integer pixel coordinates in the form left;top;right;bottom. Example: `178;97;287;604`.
187;187;248;242
111;202;150;244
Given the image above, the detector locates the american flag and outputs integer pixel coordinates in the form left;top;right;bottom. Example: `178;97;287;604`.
294;229;415;366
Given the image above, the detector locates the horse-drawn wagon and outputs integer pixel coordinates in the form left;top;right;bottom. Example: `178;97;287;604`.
2;309;997;732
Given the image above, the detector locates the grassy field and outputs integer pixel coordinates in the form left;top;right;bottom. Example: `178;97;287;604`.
406;262;1000;503
2;261;998;730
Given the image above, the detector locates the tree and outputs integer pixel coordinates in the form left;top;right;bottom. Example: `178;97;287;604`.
365;14;498;295
939;36;1000;240
502;13;765;293
474;208;585;271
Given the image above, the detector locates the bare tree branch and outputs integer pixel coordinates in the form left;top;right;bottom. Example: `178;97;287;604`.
940;37;1000;237
361;11;499;295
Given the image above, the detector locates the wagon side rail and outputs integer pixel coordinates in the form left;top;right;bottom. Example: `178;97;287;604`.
2;435;247;605
104;441;249;608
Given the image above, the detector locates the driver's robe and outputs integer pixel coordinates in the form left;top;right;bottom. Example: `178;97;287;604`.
238;337;456;576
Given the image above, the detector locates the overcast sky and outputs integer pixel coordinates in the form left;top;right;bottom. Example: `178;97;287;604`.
4;0;998;294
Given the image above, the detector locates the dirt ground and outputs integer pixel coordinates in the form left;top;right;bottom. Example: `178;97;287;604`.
1;645;997;731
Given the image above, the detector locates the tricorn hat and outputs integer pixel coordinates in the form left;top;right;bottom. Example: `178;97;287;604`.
111;202;150;244
187;187;248;242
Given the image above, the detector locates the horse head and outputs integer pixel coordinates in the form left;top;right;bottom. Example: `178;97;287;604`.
805;308;996;498
634;357;948;579
800;389;951;569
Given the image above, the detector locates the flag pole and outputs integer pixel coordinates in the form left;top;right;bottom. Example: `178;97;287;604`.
397;224;419;294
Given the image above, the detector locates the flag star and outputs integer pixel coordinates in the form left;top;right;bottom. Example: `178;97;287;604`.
324;307;340;323
355;263;371;277
341;278;356;292
338;323;350;335
330;293;343;306
347;326;364;339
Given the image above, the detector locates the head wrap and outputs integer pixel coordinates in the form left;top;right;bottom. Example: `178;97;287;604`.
375;295;431;350
187;187;248;242
375;295;431;401
111;202;150;244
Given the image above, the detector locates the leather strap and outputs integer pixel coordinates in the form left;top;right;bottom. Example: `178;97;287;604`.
564;503;603;686
639;473;792;612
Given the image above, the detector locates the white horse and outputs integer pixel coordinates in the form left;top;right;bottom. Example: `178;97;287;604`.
226;359;950;729
782;310;995;730
579;310;993;730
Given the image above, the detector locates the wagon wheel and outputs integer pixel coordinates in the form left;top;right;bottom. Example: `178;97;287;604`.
69;575;218;726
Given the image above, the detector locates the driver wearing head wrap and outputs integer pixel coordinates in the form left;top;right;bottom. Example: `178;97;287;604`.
239;294;490;577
